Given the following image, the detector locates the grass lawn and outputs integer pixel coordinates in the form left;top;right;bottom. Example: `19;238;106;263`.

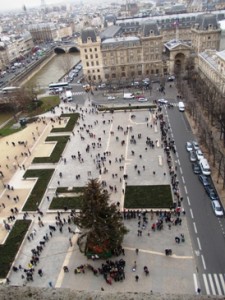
49;196;83;210
23;169;54;211
0;112;14;126
0;118;23;137
0;96;60;137
124;185;173;209
50;186;84;209
29;95;60;116
51;113;79;132
32;135;70;163
0;220;31;279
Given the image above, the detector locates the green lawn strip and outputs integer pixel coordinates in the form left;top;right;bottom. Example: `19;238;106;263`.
29;95;60;117
22;169;54;211
0;112;14;125
124;185;173;209
49;196;83;210
32;136;69;163
56;186;84;193
98;105;157;112
51;113;79;133
0;219;31;279
0;119;23;137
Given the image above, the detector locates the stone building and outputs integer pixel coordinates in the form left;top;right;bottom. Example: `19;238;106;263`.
198;49;225;95
28;23;58;43
78;12;223;83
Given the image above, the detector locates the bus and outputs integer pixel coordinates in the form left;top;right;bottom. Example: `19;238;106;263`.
2;86;20;94
49;82;69;90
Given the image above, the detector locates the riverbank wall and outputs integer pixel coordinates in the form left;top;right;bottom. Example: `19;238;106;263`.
10;50;56;87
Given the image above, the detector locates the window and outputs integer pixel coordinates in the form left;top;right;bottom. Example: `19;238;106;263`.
95;48;97;51
90;54;93;59
89;48;92;52
96;61;99;66
95;54;98;58
98;75;101;80
85;55;88;59
91;61;94;66
97;69;100;72
84;49;87;53
86;62;89;67
112;73;116;78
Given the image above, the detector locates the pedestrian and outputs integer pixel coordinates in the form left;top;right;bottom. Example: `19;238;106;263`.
49;281;53;287
69;237;72;247
135;248;139;255
197;288;201;295
135;275;139;282
38;269;43;277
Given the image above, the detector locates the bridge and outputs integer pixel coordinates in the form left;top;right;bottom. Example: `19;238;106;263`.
54;42;80;54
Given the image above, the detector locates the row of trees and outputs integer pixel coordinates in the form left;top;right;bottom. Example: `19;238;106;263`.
177;66;225;187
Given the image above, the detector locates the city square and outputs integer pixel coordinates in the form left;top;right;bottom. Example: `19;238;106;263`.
0;93;196;295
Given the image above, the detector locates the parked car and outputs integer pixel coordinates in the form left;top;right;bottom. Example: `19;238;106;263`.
189;150;197;162
186;141;193;152
192;163;201;174
205;185;219;200
211;200;224;217
192;141;200;151
107;96;115;100
198;174;210;186
137;97;148;102
196;149;204;160
167;75;175;82
157;99;168;104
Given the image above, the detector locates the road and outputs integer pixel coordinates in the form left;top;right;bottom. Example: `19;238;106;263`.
165;100;225;296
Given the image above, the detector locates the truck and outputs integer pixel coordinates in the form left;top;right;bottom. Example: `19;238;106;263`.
66;90;73;101
123;93;134;99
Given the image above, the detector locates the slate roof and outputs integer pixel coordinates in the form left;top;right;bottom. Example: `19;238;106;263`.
81;28;97;43
100;25;122;41
140;20;160;36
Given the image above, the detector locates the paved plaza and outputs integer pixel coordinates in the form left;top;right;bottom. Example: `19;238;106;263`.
0;83;198;295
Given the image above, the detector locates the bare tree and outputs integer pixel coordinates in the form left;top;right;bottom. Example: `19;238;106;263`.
57;54;74;74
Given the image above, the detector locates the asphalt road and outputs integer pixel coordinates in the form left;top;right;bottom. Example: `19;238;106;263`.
165;102;225;295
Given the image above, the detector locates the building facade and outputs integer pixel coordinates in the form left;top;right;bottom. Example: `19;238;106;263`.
78;13;222;83
198;49;225;95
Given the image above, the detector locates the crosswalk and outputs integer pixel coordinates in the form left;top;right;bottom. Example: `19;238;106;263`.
195;273;225;295
73;91;85;96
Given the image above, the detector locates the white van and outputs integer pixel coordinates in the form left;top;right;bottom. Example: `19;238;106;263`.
66;90;73;101
178;101;185;112
199;158;211;175
124;93;134;99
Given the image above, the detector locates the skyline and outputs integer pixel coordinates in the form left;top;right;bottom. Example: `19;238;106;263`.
0;0;68;12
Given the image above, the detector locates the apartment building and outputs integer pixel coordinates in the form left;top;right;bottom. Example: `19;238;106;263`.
198;49;225;95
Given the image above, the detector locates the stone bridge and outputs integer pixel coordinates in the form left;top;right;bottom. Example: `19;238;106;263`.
54;42;80;54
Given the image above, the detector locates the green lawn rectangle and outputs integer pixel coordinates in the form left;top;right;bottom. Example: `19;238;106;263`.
51;113;79;132
23;169;54;211
32;136;69;163
49;196;82;210
0;220;31;279
124;185;173;209
50;186;84;209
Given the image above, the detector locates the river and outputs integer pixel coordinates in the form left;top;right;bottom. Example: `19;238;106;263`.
28;53;80;88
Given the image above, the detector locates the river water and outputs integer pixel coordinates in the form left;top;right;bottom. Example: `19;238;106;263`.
28;53;80;88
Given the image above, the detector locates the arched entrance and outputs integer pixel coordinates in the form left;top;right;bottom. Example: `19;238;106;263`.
174;53;185;75
54;47;66;54
68;47;80;53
